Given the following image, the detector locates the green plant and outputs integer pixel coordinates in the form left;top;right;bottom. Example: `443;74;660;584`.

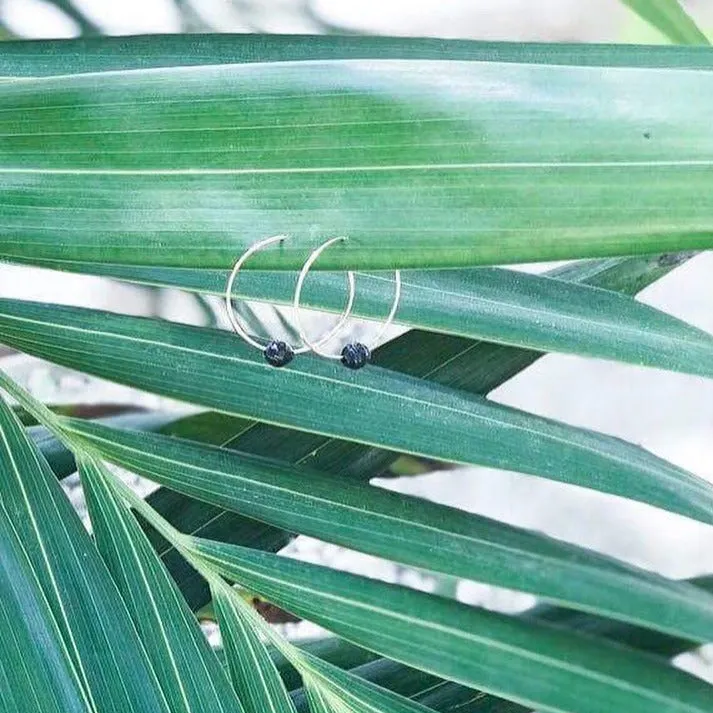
2;2;713;712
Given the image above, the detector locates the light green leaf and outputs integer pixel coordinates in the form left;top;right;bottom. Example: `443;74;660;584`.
0;502;90;713
24;261;713;380
210;578;296;713
1;299;711;528
620;0;709;45
3;59;713;269
0;395;171;713
186;539;713;713
78;455;245;713
4;35;713;78
62;416;713;645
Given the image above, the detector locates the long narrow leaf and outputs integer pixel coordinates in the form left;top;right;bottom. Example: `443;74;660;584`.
78;455;245;713
62;416;713;645
3;60;713;269
21;262;713;380
0;396;171;713
31;411;178;479
144;485;291;611
186;539;713;713
0;503;90;713
620;0;709;44
5;35;713;77
13;252;693;611
1;299;711;527
210;577;296;713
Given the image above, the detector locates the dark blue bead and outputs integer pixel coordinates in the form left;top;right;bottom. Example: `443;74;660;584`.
264;340;294;367
341;342;370;370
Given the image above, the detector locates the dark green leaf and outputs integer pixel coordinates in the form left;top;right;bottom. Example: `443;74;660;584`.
12;253;690;614
0;502;90;713
25;261;713;381
78;456;245;713
31;411;178;479
63;416;713;645
273;638;379;692
6;35;713;78
210;578;296;713
186;539;713;713
144;485;290;612
1;298;711;528
0;395;171;713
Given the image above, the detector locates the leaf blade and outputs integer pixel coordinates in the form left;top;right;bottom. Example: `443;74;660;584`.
4;59;713;269
5;34;713;77
78;455;245;713
210;579;298;713
620;0;709;45
0;502;91;713
19;261;713;381
1;298;711;528
63;416;713;646
0;395;171;713
187;539;713;713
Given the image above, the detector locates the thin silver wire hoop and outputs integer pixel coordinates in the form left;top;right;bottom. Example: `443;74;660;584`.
293;238;402;360
225;235;356;355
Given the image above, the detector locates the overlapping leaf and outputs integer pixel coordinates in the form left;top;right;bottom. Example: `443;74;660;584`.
0;503;90;713
62;416;713;644
1;298;712;528
210;578;296;713
5;34;713;78
186;538;713;713
78;456;245;713
23;261;713;380
15;253;694;611
0;396;171;713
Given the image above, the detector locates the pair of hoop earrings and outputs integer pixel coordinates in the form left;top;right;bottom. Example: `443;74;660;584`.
225;235;401;370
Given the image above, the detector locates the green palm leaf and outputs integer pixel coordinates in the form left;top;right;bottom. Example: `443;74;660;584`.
4;34;713;77
0;503;90;713
0;397;171;713
62;416;713;645
186;538;713;713
3;57;713;269
0;300;711;526
78;455;245;713
20;262;713;380
210;578;297;713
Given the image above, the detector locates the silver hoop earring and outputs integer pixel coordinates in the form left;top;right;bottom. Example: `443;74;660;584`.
225;235;356;367
293;238;401;370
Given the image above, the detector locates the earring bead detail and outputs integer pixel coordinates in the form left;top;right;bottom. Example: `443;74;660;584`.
264;340;294;367
341;342;370;370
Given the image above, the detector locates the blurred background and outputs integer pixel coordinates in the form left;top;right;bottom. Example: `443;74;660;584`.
2;0;713;679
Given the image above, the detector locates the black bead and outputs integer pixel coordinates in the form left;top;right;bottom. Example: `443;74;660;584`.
263;340;294;367
341;342;370;370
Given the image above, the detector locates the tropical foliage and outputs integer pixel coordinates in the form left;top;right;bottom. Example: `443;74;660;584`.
1;2;713;712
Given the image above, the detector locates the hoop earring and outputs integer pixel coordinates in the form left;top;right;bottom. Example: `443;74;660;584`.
225;235;356;367
293;238;401;370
